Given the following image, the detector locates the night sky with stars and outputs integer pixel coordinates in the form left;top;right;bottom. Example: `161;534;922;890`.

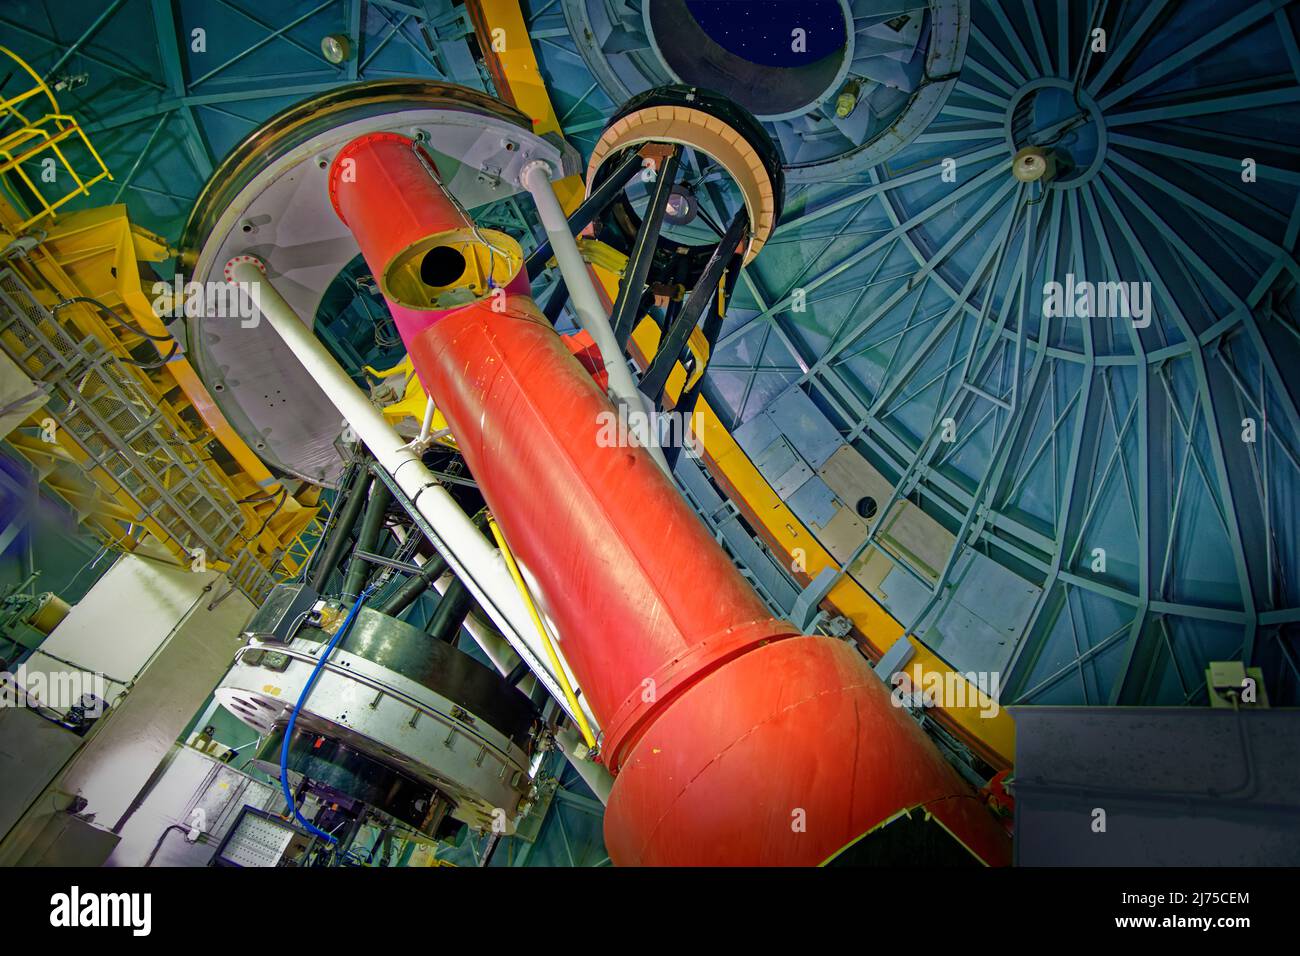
683;1;847;66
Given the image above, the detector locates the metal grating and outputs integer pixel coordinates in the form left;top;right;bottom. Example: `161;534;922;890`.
0;265;245;566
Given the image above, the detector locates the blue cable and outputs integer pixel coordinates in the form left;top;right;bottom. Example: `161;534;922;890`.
280;586;375;844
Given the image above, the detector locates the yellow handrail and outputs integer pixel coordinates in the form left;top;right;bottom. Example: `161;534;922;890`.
0;44;59;122
0;46;111;229
487;515;599;752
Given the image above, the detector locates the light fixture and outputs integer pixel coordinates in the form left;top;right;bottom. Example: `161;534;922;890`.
321;34;352;65
834;80;861;119
1012;146;1055;183
663;186;697;226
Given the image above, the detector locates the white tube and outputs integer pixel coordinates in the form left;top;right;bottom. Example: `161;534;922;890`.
555;726;614;804
518;160;671;475
228;256;598;734
418;397;435;443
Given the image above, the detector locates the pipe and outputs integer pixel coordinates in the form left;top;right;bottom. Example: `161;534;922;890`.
325;140;1011;866
523;148;642;280
503;659;530;687
416;397;435;445
309;464;370;592
376;550;449;618
489;516;597;751
424;576;474;644
342;480;392;599
518;159;670;474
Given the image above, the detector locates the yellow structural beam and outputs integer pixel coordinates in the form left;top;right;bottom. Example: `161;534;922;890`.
0;194;325;596
363;354;457;448
466;0;585;213
33;204;283;490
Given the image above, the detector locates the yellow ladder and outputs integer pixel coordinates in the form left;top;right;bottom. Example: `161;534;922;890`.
0;46;112;231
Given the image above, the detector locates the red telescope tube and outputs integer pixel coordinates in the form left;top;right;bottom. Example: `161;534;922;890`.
328;132;529;342
329;135;1010;866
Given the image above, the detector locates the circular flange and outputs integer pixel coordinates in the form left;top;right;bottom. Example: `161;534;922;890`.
221;253;265;282
1004;77;1107;190
586;85;784;263
641;0;855;123
180;81;579;487
216;616;536;829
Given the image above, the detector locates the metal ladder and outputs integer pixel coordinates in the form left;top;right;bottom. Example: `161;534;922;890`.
0;265;245;574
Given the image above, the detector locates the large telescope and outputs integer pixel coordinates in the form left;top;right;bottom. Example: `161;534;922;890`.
316;123;1008;866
